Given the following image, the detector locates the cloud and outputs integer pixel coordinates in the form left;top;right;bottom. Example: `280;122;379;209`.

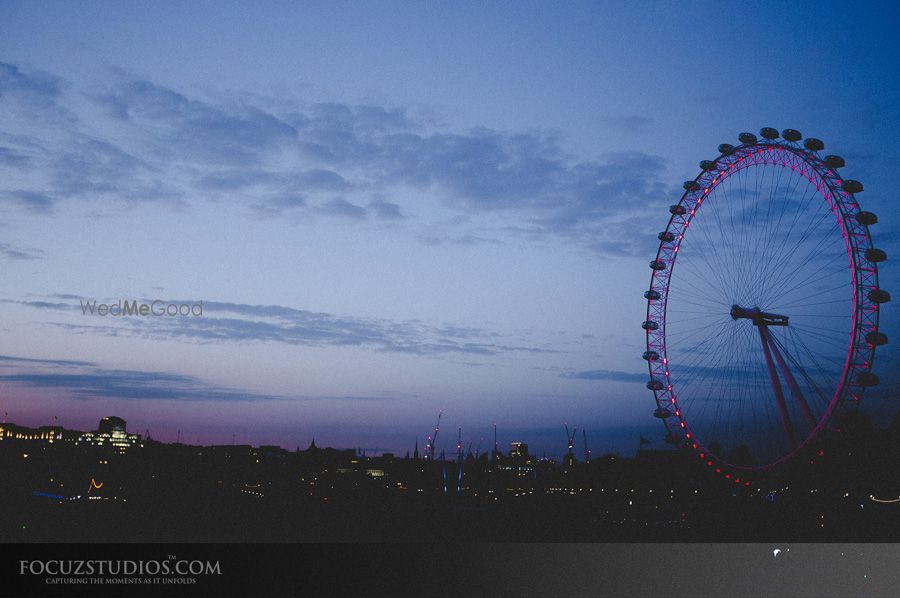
0;354;93;368
0;368;283;402
314;197;367;220
560;368;647;383
0;62;62;107
95;77;298;165
1;299;70;310
294;395;401;402
14;296;559;357
417;231;503;247
368;199;404;220
0;352;401;403
0;243;43;260
0;353;283;402
251;194;307;217
4;190;55;213
602;115;654;134
0;146;29;167
0;61;669;255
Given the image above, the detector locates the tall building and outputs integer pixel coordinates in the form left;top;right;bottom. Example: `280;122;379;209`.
505;442;534;477
509;442;529;459
77;416;141;452
97;416;127;435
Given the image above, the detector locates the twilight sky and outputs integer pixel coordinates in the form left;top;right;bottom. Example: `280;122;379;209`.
1;1;898;458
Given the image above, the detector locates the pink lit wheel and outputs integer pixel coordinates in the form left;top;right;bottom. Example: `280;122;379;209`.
643;128;888;480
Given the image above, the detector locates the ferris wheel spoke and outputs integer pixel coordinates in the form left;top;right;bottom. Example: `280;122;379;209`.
718;177;743;294
754;177;823;297
761;213;839;301
750;160;793;297
777;296;850;310
766;253;847;304
748;160;790;303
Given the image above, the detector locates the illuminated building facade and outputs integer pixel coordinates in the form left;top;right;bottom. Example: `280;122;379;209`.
504;442;534;477
77;416;141;452
0;423;73;443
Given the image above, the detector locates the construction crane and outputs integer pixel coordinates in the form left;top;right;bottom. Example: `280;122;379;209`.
426;410;442;461
564;423;577;469
492;423;500;462
582;429;591;463
456;427;463;494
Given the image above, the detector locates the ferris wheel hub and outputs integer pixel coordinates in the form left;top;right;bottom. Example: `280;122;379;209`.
730;305;789;326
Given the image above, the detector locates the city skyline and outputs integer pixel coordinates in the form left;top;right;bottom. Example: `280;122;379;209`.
1;1;898;459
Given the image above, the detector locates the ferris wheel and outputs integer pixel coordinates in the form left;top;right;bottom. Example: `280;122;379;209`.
643;128;889;482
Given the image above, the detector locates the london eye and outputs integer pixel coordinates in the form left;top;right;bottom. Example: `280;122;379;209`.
643;128;889;481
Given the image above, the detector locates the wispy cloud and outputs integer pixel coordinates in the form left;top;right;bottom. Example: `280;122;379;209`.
3;190;55;213
0;61;668;256
0;354;282;402
11;296;559;357
560;368;646;383
0;353;405;403
0;62;64;113
0;242;43;260
0;354;93;368
602;115;654;134
0;369;283;402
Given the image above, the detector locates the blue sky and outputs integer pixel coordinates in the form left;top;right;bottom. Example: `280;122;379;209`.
0;1;898;458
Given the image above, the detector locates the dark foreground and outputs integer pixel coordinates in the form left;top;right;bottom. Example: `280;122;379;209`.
3;413;898;543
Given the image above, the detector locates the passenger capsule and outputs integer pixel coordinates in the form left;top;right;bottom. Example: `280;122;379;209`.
760;127;779;140
642;320;659;331
642;350;660;361
804;138;824;151
650;260;667;271
824;155;845;169
865;248;887;263
669;204;687;215
842;179;863;194
700;159;717;171
683;180;700;191
865;331;888;346
646;379;665;391
857;372;880;387
782;129;802;142
644;289;661;300
653;408;673;419
856;211;878;226
869;289;891;304
718;143;735;155
664;433;681;445
738;132;757;144
658;231;675;242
